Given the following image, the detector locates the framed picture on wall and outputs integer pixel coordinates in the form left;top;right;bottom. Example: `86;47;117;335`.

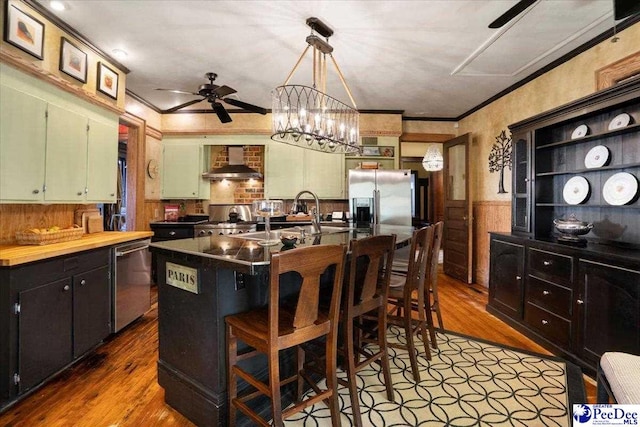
59;37;87;83
3;3;45;60
97;62;119;99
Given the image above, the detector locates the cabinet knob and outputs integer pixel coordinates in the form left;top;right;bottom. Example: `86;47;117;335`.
516;275;522;280
63;285;70;291
541;319;549;325
542;290;550;296
169;231;176;236
32;189;40;194
111;193;115;197
577;299;584;305
543;260;553;266
524;178;529;182
80;279;86;286
77;191;83;196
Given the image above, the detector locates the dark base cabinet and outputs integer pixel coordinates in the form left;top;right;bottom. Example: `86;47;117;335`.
0;249;111;410
488;233;640;376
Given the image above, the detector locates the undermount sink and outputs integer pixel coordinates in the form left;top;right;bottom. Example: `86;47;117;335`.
232;225;352;241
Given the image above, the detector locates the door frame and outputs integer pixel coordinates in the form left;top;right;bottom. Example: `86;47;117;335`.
119;113;146;231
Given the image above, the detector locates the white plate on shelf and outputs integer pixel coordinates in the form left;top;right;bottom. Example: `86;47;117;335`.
608;113;631;130
563;176;590;205
603;172;638;205
571;124;589;139
584;145;610;169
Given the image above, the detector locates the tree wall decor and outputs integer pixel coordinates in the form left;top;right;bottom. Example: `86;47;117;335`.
488;130;512;194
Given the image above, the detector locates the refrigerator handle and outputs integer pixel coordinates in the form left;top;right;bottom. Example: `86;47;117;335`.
373;189;380;225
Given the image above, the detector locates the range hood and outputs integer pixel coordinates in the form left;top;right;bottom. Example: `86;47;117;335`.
203;146;263;180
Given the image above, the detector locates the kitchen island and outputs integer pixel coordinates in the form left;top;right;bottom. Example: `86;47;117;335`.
149;224;413;427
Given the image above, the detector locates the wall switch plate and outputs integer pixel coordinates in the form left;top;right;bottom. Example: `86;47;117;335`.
234;272;245;290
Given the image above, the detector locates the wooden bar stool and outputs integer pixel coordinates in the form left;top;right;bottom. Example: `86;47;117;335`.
225;244;346;427
387;225;435;382
338;234;397;427
427;221;445;338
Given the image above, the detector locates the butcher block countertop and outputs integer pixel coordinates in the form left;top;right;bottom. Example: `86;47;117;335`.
0;231;153;267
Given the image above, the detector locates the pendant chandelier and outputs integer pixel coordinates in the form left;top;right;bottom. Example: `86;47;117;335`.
422;145;444;171
271;17;360;154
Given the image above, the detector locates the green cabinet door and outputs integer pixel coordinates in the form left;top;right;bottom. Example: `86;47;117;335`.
304;150;345;198
265;141;304;198
162;144;200;198
86;118;118;202
0;85;47;201
45;104;88;201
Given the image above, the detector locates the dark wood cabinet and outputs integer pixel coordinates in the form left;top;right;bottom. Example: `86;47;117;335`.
488;236;524;319
18;278;73;393
0;248;111;409
489;78;640;376
574;259;640;368
511;130;532;234
73;266;111;358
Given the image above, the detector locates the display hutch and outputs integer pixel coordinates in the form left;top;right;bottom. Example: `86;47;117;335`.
488;78;640;376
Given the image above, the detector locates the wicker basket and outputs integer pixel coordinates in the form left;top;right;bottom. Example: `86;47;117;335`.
16;227;84;245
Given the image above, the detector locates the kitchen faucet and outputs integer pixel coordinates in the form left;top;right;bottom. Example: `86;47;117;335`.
293;190;322;234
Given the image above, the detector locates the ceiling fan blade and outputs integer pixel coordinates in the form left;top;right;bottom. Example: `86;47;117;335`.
212;102;232;123
223;98;267;115
164;97;205;113
213;85;237;98
488;0;536;28
155;88;200;96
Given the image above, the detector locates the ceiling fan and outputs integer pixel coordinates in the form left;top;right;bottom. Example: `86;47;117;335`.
488;0;536;28
156;72;267;123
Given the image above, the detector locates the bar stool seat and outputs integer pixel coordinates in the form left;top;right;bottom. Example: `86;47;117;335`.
226;244;347;427
597;352;640;404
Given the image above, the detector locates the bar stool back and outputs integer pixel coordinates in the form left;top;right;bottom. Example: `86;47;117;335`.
339;234;397;427
387;225;435;382
225;244;346;427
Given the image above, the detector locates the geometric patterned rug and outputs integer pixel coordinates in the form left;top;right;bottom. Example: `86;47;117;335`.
285;326;586;426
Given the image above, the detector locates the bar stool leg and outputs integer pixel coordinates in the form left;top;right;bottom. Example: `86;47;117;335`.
377;306;394;402
416;289;433;360
269;349;283;427
226;325;238;427
403;296;421;382
326;334;342;427
344;318;363;427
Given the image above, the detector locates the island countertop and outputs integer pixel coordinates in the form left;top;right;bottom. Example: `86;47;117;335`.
149;224;413;274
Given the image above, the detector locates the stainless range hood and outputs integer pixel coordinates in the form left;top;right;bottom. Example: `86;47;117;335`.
202;146;263;180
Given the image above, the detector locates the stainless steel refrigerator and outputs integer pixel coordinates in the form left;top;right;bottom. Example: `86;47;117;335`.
348;169;412;226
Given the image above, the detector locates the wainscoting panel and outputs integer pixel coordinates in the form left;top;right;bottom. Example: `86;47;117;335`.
473;200;511;287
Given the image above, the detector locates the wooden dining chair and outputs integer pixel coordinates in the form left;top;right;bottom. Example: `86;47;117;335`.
225;244;346;427
387;225;435;382
338;234;397;427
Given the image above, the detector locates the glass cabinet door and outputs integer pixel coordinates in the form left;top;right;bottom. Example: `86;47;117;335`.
512;131;531;234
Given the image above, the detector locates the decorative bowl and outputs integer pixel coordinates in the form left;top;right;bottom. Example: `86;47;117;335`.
280;235;298;247
553;214;593;238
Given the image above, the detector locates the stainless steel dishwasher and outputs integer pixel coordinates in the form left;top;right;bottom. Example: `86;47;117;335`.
112;239;151;332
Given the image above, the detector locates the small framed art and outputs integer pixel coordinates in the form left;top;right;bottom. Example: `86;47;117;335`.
59;37;87;83
97;62;119;99
4;3;45;60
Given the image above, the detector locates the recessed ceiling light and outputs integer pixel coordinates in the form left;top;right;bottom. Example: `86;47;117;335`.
112;49;128;60
50;1;66;11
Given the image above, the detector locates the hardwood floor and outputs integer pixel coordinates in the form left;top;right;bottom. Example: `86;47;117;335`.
0;271;596;426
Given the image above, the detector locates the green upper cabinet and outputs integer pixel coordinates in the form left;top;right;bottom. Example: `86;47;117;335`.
304;149;345;198
86;119;118;202
162;142;210;199
0;85;47;201
265;141;344;199
0;67;119;204
45;104;89;202
264;141;304;199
